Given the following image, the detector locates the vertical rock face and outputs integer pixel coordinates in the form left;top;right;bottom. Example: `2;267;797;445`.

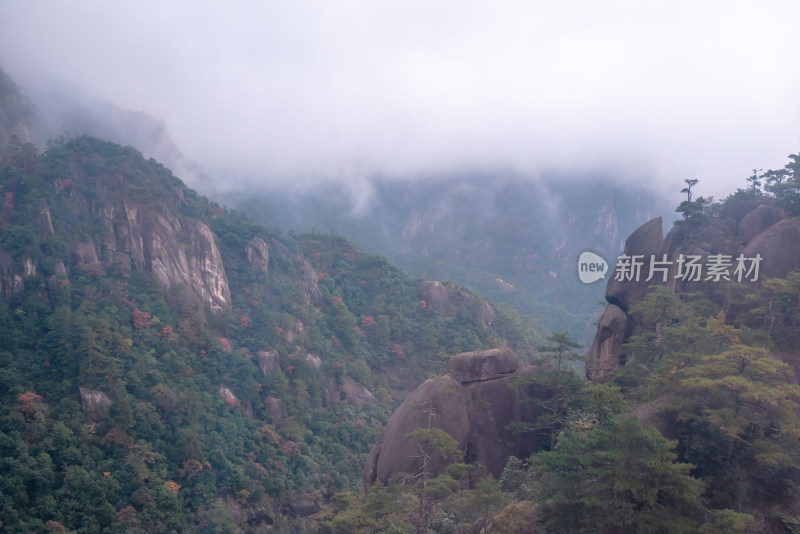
79;387;112;430
364;348;552;489
257;351;280;376
114;203;232;312
245;237;270;273
585;304;629;381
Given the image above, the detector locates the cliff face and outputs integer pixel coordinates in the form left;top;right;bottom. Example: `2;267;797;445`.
0;139;232;312
586;202;800;381
119;203;231;312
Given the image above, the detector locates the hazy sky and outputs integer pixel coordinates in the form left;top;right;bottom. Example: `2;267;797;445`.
1;1;799;198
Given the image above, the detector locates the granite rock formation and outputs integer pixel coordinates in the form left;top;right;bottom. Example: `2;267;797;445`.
587;203;800;381
364;348;551;489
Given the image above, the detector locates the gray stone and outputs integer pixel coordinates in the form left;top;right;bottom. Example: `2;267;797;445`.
585;304;629;382
605;217;664;312
449;348;518;383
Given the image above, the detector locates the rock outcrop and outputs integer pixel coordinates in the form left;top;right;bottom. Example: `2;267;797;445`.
742;218;800;279
79;387;112;431
604;216;664;313
119;204;231;312
339;377;375;406
585;304;629;381
245;237;270;273
587;204;800;381
418;280;496;326
257;350;280;376
364;348;551;489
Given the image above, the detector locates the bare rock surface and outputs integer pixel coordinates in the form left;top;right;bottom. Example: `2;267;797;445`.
365;349;551;490
449;347;518;383
585;304;629;381
605;216;664;312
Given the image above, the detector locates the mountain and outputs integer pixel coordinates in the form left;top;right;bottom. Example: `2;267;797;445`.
326;157;800;533
0;135;546;532
225;175;670;345
0;67;35;146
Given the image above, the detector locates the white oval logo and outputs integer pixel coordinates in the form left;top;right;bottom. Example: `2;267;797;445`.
578;252;608;284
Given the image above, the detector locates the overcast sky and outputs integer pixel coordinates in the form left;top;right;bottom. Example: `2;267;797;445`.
1;1;799;198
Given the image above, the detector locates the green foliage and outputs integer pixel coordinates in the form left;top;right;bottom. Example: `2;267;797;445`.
676;178;711;222
529;415;717;533
0;135;544;532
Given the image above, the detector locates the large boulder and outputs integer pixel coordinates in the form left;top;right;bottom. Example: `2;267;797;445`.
605;217;664;312
339;377;375;406
365;349;551;489
741;218;800;279
449;347;517;383
739;204;785;244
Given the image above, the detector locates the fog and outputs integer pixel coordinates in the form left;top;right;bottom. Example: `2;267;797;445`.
1;1;799;199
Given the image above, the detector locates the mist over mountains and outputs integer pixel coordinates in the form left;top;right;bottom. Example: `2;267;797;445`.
225;174;669;342
1;64;673;342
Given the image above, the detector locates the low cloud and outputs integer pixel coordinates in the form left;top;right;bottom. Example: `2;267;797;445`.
1;1;799;199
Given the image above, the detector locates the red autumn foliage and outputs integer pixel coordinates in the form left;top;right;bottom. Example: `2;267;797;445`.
285;365;295;377
179;458;204;479
4;191;13;208
238;315;252;327
61;178;72;188
281;440;301;458
260;425;281;444
361;316;376;328
158;324;174;340
391;343;406;360
117;506;137;523
17;392;43;413
133;308;151;329
219;337;232;352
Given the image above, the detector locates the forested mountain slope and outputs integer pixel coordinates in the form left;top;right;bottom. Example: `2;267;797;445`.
323;157;800;534
227;176;667;345
0;135;543;533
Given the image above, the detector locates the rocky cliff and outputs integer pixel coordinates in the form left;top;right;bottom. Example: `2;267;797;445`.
0;137;232;312
364;348;551;489
587;201;800;381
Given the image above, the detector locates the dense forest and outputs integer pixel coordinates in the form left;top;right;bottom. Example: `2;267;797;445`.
321;154;800;533
0;135;543;533
1;125;800;533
